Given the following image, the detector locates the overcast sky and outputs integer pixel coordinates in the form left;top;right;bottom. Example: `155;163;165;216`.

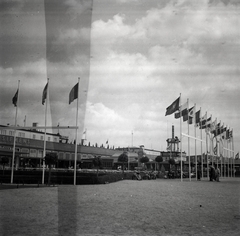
0;0;239;156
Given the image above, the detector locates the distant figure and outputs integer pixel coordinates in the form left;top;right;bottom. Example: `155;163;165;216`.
197;168;201;181
209;166;215;181
215;167;220;182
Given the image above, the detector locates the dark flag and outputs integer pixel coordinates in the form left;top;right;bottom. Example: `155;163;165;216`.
183;106;194;122
42;82;48;105
165;96;180;116
195;110;200;124
69;83;79;104
12;89;18;107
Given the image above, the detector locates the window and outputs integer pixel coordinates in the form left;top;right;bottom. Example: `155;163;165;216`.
65;153;70;160
41;136;44;140
21;148;29;157
1;130;6;135
33;134;36;139
48;137;50;141
54;137;58;142
30;149;37;157
59;152;64;159
9;131;14;136
19;132;25;138
38;150;43;158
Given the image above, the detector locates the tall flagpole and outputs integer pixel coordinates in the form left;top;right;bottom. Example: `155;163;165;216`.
205;112;209;180
194;104;197;181
179;93;183;182
227;135;229;177
42;78;49;184
200;108;203;179
187;99;191;181
74;77;80;185
232;129;235;177
231;129;235;177
11;80;20;184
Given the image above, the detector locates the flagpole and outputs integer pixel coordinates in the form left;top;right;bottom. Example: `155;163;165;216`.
179;93;183;182
194;104;197;181
187;99;191;181
232;130;235;178
42;78;49;184
11;80;20;184
200;108;203;180
205;112;209;180
74;77;80;185
231;129;235;177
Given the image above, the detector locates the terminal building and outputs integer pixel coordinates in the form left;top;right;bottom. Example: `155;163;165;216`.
0;123;186;172
0;124;163;170
1;123;237;174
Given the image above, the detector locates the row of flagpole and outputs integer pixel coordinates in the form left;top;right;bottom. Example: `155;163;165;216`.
166;94;236;182
10;78;80;185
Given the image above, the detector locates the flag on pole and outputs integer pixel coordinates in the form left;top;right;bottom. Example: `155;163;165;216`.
210;119;217;132
195;110;201;125
42;82;48;105
188;106;195;125
174;101;187;118
200;117;211;129
221;127;227;139
165;96;180;116
183;106;194;122
205;117;212;128
12;89;18;107
106;140;108;144
235;152;239;160
69;83;79;104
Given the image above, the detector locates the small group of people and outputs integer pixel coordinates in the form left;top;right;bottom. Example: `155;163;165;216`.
209;165;220;182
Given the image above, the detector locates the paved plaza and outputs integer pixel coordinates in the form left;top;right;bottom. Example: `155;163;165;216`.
0;177;239;236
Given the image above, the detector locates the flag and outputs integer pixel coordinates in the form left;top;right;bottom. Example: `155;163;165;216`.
226;129;230;139
210;119;217;132
199;113;207;129
206;117;212;128
69;83;79;104
235;152;239;160
221;127;227;139
82;130;87;140
195;110;201;125
42;82;48;105
174;102;187;119
188;106;195;124
200;117;211;129
106;140;108;144
165;96;180;116
212;123;220;136
12;89;18;107
183;106;194;122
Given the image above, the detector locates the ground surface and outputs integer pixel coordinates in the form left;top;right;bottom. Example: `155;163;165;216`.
0;177;239;236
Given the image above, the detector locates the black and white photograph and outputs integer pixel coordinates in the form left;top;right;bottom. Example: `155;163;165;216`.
0;0;240;235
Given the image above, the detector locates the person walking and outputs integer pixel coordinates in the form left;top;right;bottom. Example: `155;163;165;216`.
215;166;220;182
197;168;201;181
209;166;215;181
